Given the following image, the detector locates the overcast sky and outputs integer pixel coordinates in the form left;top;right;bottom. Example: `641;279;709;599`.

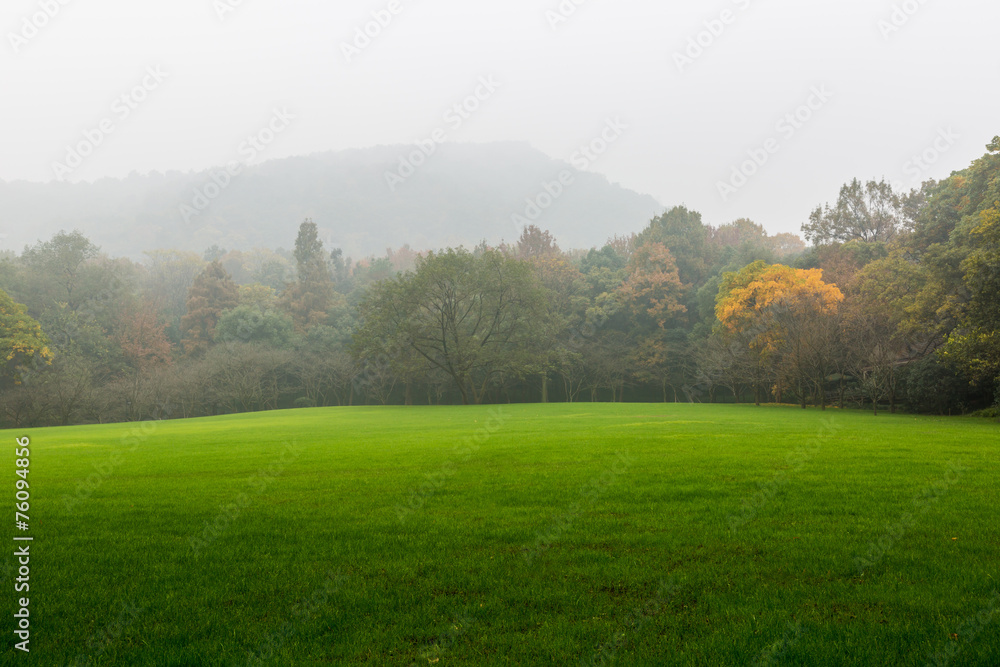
2;0;997;239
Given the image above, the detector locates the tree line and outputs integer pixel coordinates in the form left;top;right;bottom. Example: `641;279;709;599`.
1;136;997;426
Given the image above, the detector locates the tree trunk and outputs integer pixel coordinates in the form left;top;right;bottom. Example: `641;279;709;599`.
541;374;549;403
471;382;482;405
455;375;471;405
404;382;413;406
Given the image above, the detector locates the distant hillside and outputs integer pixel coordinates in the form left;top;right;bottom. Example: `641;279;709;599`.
0;142;663;259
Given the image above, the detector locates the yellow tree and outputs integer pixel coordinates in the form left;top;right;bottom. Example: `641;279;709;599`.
716;262;843;406
0;289;54;387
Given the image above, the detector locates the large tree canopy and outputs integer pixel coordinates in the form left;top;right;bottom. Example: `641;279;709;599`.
944;206;1000;391
21;229;100;311
355;248;549;404
636;205;711;287
802;178;907;246
617;242;687;330
716;263;843;336
714;262;844;407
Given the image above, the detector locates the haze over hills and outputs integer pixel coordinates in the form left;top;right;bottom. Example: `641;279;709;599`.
0;142;664;260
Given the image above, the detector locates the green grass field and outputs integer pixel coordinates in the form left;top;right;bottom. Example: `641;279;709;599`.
3;404;999;666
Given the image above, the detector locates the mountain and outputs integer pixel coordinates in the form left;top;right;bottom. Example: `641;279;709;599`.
0;142;663;259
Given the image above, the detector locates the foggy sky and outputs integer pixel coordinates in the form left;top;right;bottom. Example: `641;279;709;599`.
2;0;998;242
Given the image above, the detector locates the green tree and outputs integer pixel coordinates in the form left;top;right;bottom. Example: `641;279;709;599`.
635;206;712;288
293;325;357;407
852;253;934;348
21;230;99;311
203;343;292;413
580;244;627;275
802;179;906;246
215;305;296;349
243;248;295;291
238;284;278;311
632;328;688;402
141;250;206;342
907;137;1000;254
528;254;587;402
329;248;353;292
900;355;972;415
943;206;1000;400
203;245;227;262
959;207;1000;332
355;248;548;404
281;219;336;330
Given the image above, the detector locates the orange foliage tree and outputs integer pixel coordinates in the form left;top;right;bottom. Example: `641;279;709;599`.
617;242;688;402
617;242;687;329
715;261;843;406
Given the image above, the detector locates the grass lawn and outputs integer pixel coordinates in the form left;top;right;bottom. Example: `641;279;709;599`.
3;403;999;665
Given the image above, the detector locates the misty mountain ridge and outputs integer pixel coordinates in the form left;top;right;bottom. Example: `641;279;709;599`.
1;142;664;260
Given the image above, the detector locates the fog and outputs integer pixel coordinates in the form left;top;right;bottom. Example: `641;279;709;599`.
2;0;997;238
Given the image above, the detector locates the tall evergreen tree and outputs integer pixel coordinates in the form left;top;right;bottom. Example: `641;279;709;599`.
282;219;336;331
